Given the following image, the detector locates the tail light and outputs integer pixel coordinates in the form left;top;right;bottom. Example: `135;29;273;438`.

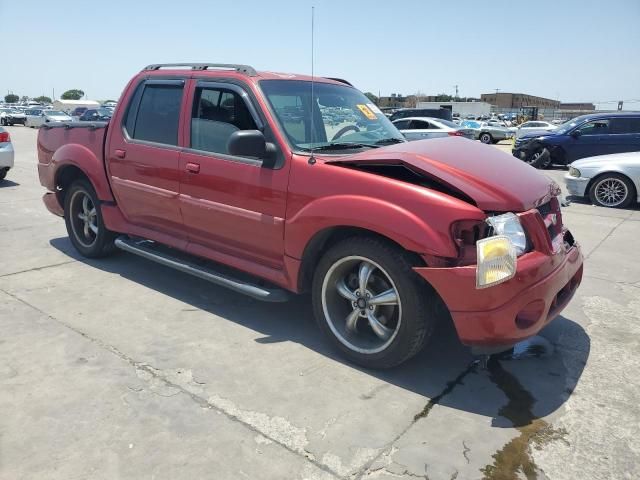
448;131;464;136
0;132;10;143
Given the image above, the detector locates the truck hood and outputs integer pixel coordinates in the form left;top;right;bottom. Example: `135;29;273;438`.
325;137;556;212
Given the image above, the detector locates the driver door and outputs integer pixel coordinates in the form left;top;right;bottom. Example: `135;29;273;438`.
567;119;611;161
178;80;289;270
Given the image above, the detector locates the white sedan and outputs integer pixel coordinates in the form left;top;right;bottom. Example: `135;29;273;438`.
392;117;476;141
25;109;73;128
565;151;640;208
515;120;556;138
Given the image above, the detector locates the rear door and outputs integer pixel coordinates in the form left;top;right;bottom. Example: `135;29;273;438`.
106;78;186;239
608;117;640;154
404;119;444;140
178;79;289;270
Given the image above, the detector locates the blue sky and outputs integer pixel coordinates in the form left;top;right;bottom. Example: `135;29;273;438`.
2;0;639;109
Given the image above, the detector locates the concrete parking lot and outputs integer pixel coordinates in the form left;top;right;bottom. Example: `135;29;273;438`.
1;126;639;480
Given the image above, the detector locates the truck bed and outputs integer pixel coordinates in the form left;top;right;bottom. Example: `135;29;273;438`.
37;121;108;192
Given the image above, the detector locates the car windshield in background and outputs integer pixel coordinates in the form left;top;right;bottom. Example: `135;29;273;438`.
462;120;481;129
47;111;66;116
260;80;404;151
555;117;586;134
96;108;112;116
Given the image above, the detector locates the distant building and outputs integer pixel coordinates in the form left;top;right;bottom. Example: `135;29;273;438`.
559;102;595;111
480;92;560;109
378;94;408;108
416;101;492;118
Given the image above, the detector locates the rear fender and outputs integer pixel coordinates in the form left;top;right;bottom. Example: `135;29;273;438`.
285;195;459;259
52;143;114;202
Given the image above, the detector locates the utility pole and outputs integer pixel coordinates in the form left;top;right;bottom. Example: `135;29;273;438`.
454;84;459;99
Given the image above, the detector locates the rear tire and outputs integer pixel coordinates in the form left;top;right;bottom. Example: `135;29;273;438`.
312;236;438;368
480;132;492;144
64;179;116;258
0;169;7;181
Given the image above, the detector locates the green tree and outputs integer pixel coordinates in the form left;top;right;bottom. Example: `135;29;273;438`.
434;93;453;102
61;89;85;100
4;94;19;103
363;92;379;105
20;95;30;102
34;96;53;104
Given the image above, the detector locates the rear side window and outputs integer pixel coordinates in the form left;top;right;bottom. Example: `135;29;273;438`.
126;83;183;146
610;117;640;134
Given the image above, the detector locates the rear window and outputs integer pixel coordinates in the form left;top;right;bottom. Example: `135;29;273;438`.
126;83;183;145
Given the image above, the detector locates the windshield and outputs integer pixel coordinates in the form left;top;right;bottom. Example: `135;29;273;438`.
47;110;66;116
462;120;481;129
96;108;112;116
260;80;404;151
554;116;589;134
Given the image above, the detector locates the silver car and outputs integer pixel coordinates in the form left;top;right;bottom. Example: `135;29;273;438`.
25;109;73;128
565;151;640;208
393;117;476;141
0;126;15;181
461;120;514;144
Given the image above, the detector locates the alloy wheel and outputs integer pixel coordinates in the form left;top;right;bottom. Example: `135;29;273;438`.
69;190;99;247
594;177;628;207
321;256;402;354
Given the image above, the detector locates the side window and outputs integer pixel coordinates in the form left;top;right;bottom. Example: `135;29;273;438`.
610;118;640;134
393;120;410;129
409;120;430;129
577;119;609;136
127;83;183;146
190;86;257;155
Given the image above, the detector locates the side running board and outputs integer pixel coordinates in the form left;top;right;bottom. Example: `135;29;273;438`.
114;236;289;302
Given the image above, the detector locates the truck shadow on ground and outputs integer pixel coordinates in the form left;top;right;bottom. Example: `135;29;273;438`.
0;179;20;188
51;237;590;424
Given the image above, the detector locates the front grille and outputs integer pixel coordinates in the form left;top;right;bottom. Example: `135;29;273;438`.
536;197;563;245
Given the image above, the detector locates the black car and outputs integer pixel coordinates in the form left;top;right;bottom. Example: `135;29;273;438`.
389;108;453;122
78;108;112;122
513;112;640;168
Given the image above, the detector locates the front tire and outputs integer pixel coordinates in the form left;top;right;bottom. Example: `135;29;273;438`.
312;236;437;368
589;174;635;208
479;132;492;144
64;179;116;257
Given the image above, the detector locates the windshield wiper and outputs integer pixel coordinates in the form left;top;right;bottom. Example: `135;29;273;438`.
374;138;405;145
306;142;380;151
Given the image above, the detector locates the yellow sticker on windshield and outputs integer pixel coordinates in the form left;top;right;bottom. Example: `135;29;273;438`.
356;104;377;120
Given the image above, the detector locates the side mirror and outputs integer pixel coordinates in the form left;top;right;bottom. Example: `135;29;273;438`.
570;129;582;138
227;130;275;163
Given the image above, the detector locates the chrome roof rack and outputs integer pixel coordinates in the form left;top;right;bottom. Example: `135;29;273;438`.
142;63;257;76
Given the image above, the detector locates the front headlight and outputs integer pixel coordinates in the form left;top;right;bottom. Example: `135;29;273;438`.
568;166;581;178
486;212;527;256
476;236;517;288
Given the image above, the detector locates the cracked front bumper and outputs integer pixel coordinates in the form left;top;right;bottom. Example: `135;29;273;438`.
414;240;583;349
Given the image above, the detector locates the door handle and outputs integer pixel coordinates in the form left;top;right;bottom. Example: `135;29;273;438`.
114;149;126;159
186;162;200;173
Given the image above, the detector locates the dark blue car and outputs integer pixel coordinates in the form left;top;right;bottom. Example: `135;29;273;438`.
512;112;640;168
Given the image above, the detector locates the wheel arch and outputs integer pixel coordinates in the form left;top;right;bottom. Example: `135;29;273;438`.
296;226;427;293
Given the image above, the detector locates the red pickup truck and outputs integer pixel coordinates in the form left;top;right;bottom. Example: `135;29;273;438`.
37;63;583;368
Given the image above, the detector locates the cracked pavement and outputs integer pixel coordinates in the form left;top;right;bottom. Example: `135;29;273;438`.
1;128;639;479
